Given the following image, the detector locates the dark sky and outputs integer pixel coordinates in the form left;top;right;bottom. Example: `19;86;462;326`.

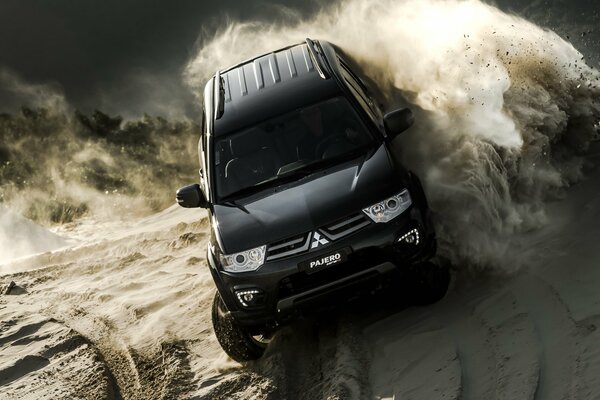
0;0;320;118
0;0;596;119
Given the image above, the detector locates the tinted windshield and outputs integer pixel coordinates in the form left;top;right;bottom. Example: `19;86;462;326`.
213;97;374;201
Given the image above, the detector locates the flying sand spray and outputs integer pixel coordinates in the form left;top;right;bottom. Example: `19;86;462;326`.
186;0;600;269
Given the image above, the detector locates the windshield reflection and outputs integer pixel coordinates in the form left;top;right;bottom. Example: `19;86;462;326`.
213;97;374;201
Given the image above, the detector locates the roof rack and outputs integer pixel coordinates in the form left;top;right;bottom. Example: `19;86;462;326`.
214;70;225;120
213;40;330;120
305;38;330;80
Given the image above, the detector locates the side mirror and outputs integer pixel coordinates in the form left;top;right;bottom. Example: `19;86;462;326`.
176;184;209;208
383;108;414;139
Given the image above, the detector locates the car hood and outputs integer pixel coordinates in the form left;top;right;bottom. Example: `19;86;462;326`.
213;144;402;254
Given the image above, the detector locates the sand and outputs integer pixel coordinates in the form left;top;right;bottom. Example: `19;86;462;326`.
2;146;600;399
364;146;600;400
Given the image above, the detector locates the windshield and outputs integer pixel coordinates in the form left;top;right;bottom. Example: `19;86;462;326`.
213;96;375;201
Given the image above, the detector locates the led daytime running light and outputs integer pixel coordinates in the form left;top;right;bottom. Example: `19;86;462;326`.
236;289;261;307
397;229;420;245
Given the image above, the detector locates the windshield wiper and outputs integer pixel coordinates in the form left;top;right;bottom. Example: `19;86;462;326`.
219;173;300;203
221;199;249;213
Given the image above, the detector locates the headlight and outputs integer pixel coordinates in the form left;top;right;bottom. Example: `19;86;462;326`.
218;245;266;273
363;189;412;223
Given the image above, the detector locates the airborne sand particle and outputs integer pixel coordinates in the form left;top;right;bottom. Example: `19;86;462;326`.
186;0;600;270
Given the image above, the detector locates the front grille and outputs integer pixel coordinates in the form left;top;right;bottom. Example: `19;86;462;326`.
265;213;371;262
266;232;311;261
320;212;371;241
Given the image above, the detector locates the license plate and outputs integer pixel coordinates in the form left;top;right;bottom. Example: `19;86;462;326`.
299;248;349;274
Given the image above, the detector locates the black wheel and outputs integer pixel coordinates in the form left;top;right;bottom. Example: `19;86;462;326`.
211;291;268;362
406;261;450;306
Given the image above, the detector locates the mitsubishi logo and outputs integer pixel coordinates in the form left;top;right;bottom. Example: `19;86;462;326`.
311;232;329;249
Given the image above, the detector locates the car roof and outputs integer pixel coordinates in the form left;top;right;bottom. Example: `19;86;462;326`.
209;40;343;136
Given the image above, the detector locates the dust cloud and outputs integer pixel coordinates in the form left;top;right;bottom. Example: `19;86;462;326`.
0;69;69;114
185;0;600;269
0;71;200;225
0;70;201;263
0;205;69;264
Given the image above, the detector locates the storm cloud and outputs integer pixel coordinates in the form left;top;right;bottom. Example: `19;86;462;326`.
0;0;319;118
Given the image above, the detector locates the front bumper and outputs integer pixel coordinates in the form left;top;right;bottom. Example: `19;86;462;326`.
207;205;435;327
275;261;396;313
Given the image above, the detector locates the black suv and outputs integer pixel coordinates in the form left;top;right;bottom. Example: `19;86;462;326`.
177;39;449;362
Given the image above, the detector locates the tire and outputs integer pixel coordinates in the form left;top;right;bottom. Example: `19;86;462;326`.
407;261;450;306
211;291;268;362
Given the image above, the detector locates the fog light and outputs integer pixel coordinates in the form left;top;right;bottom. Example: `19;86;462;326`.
397;229;420;245
235;289;265;308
